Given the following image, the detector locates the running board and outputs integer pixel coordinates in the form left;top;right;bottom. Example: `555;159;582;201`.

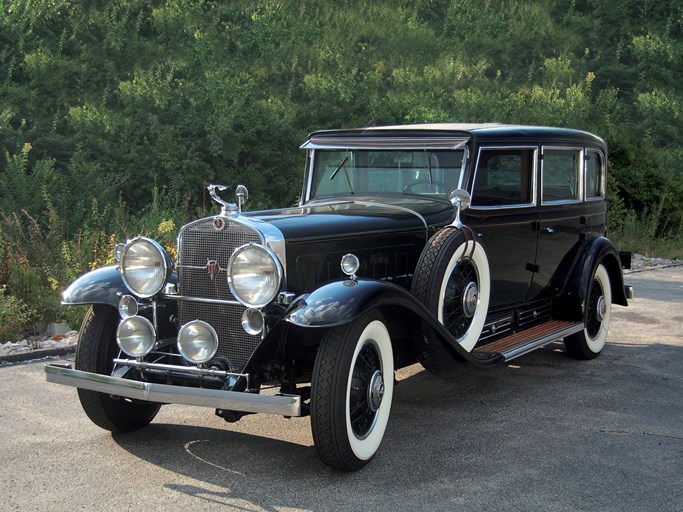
473;320;584;361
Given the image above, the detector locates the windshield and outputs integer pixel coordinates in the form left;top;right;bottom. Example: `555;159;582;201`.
309;149;466;201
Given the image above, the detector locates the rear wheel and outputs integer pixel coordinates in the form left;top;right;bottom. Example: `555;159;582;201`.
564;263;612;359
311;311;394;471
75;305;161;432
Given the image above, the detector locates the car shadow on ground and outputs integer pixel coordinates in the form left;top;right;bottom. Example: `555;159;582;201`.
110;339;682;511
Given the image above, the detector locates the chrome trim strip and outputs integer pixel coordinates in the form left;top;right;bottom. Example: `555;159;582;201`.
350;200;429;230
502;322;584;361
162;294;242;306
470;145;539;209
45;364;302;417
540;146;584;205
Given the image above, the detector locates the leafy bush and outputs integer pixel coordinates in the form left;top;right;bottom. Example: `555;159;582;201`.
0;285;34;341
0;0;682;333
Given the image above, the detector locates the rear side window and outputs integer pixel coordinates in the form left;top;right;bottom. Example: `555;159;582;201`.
542;148;581;203
585;150;604;199
471;148;535;207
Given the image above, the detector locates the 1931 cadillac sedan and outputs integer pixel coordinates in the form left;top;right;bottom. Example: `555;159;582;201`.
46;124;633;471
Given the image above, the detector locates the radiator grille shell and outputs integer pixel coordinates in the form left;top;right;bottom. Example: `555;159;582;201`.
177;217;263;370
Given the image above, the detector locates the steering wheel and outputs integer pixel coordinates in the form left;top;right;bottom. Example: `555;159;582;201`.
403;180;450;193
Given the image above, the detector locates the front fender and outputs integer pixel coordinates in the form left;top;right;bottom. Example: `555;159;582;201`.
284;279;502;368
61;265;178;308
61;266;127;308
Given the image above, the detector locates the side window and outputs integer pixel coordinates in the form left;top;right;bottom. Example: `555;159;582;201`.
585;150;604;199
542;148;581;203
471;148;534;207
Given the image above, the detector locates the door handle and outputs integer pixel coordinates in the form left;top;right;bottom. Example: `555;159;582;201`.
542;227;555;235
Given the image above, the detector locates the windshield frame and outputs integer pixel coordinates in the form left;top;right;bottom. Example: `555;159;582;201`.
303;146;469;204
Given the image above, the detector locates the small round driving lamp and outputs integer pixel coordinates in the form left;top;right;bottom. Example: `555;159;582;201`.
341;253;360;278
177;321;219;364
120;237;171;298
227;244;283;308
242;308;265;336
116;316;156;358
118;295;139;319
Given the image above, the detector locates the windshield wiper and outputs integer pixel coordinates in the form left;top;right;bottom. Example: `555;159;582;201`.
329;153;354;194
329;154;349;181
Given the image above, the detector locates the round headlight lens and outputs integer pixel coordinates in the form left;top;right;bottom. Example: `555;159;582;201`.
177;321;218;364
227;244;282;308
120;237;170;298
117;316;155;358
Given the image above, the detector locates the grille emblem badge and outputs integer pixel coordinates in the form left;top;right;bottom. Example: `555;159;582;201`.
206;260;221;280
213;217;225;231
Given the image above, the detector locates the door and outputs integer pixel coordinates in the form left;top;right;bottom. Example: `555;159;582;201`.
527;147;586;301
466;147;539;309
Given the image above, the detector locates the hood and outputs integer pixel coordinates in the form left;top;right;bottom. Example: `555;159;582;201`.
243;197;455;241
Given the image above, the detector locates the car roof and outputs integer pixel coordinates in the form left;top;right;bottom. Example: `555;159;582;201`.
304;123;606;150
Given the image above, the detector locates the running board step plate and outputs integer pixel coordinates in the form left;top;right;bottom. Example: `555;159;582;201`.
473;320;584;361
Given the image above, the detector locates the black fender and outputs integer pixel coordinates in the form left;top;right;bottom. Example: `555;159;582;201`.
556;236;628;320
61;265;178;308
62;266;126;308
284;278;503;369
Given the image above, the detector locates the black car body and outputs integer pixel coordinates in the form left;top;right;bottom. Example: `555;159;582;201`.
46;123;633;471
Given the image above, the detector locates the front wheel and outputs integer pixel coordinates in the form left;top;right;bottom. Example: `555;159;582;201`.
311;311;394;471
564;263;612;359
75;305;161;432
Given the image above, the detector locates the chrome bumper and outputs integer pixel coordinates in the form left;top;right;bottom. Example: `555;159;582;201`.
45;364;302;417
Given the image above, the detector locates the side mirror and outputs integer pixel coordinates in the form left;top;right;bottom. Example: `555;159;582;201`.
235;184;248;214
449;189;471;228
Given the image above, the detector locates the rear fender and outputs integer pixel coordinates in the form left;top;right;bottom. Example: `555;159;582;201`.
556;237;628;319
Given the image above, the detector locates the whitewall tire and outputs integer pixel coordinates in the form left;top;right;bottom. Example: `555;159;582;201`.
311;311;394;471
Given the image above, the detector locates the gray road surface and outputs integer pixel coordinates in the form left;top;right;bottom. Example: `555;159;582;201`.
2;266;682;511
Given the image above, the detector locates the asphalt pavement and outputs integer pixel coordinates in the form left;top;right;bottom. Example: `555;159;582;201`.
1;266;682;512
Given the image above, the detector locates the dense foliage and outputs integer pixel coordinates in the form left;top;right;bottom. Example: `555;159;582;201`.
1;0;682;335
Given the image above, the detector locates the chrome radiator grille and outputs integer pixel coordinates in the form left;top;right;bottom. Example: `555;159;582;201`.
177;218;262;370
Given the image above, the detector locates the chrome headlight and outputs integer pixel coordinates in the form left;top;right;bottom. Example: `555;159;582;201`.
227;243;282;308
117;316;155;358
120;237;171;298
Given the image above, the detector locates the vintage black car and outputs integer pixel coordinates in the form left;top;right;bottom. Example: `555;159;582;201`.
46;123;633;471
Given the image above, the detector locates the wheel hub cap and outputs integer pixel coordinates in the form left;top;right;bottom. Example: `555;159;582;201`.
367;370;384;412
461;282;479;319
596;295;607;322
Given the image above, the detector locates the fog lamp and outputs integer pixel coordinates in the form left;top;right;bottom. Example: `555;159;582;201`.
116;316;155;358
177;320;219;364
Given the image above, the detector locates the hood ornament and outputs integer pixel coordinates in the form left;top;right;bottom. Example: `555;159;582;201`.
207;184;249;216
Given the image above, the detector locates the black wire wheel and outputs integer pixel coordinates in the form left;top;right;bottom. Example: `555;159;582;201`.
311;311;394;471
564;263;612;359
75;305;161;432
411;228;490;351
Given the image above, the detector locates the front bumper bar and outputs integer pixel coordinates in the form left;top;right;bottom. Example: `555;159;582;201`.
45;364;302;417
